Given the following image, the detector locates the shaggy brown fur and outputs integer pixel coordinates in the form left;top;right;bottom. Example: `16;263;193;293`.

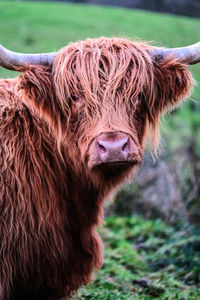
0;37;193;300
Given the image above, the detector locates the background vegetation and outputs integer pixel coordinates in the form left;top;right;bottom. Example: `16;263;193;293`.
0;1;200;299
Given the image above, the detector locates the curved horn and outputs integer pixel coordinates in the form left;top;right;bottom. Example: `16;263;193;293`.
151;42;200;65
0;44;56;71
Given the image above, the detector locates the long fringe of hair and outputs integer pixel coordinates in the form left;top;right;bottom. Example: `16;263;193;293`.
52;37;193;152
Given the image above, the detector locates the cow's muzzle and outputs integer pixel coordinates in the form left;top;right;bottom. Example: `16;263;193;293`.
88;131;141;170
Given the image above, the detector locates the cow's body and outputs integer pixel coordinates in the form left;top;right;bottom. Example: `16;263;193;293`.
0;38;193;299
0;78;104;300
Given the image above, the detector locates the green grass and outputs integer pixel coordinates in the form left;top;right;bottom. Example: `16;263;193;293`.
0;1;200;96
0;0;200;144
74;216;200;299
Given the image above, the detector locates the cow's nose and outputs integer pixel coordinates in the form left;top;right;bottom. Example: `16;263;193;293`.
96;133;131;163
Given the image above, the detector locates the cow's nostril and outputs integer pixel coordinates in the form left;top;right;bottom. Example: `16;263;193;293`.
90;132;138;168
122;141;129;152
96;134;131;162
97;142;106;153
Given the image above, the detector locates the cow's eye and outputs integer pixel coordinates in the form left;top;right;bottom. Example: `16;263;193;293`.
138;92;145;101
70;93;83;108
71;94;78;102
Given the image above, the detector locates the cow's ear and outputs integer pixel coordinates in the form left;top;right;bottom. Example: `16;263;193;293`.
19;66;56;117
19;66;66;134
149;58;194;120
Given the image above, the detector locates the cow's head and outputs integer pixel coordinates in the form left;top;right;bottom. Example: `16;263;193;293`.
0;38;197;187
52;38;193;185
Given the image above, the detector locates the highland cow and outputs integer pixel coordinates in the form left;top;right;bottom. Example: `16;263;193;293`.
0;37;199;299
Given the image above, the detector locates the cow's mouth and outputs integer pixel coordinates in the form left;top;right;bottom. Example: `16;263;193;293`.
90;159;141;182
92;159;138;169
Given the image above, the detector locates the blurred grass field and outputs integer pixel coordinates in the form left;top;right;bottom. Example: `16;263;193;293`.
0;0;200;146
0;1;200;299
75;216;200;299
0;1;200;93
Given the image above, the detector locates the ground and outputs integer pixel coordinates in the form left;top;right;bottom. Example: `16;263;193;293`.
75;216;200;299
